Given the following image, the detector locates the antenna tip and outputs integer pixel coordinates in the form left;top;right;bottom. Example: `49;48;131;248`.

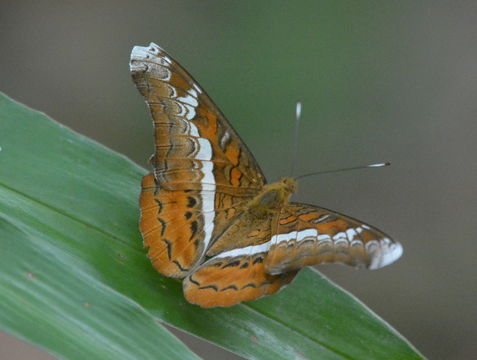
368;162;391;168
295;102;302;119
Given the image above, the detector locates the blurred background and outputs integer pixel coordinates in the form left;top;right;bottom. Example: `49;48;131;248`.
1;1;476;359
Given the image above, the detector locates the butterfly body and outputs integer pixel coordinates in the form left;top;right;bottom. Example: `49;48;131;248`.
131;43;402;308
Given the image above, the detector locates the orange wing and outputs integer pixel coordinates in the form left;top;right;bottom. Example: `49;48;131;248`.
131;43;266;277
183;253;297;308
265;203;403;275
182;215;297;308
182;201;402;307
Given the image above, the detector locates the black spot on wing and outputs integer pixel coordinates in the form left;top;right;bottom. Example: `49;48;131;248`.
253;256;264;264
199;284;218;291
223;260;241;268
162;239;172;260
220;285;238;291
158;217;167;236
240;262;249;269
154;199;163;213
187;196;197;208
190;220;198;241
242;283;257;289
173;260;189;272
188;275;200;286
185;211;193;219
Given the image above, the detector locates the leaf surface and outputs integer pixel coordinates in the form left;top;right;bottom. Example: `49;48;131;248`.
0;93;425;360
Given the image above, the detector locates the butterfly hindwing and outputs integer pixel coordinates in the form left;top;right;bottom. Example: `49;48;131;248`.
183;215;297;308
182;193;291;308
265;203;403;275
183;252;297;308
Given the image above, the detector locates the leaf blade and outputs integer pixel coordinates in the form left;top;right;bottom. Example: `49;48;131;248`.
0;209;201;360
0;93;425;360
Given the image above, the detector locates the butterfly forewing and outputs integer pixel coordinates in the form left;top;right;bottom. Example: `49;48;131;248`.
130;43;265;194
131;43;266;277
265;203;403;275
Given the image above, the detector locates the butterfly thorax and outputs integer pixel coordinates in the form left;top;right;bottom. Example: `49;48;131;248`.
244;177;297;218
205;178;296;256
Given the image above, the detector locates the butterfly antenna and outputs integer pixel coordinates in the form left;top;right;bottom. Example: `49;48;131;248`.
290;101;302;177
295;162;391;180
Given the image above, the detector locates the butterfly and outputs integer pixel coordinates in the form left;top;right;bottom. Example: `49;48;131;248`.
130;43;403;308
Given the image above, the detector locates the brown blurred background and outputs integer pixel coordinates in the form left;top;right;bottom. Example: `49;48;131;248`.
1;1;476;359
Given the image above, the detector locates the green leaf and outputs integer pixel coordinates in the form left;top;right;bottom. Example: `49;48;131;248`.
0;97;201;360
0;93;425;360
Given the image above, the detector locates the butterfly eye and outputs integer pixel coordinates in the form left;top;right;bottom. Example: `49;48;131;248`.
282;178;297;192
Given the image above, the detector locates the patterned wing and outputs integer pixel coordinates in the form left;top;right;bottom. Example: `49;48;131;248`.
131;43;266;278
265;203;403;275
182;201;401;308
183;215;297;308
183;252;297;308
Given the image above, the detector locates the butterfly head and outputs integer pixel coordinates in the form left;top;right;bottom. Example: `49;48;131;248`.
279;177;297;194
